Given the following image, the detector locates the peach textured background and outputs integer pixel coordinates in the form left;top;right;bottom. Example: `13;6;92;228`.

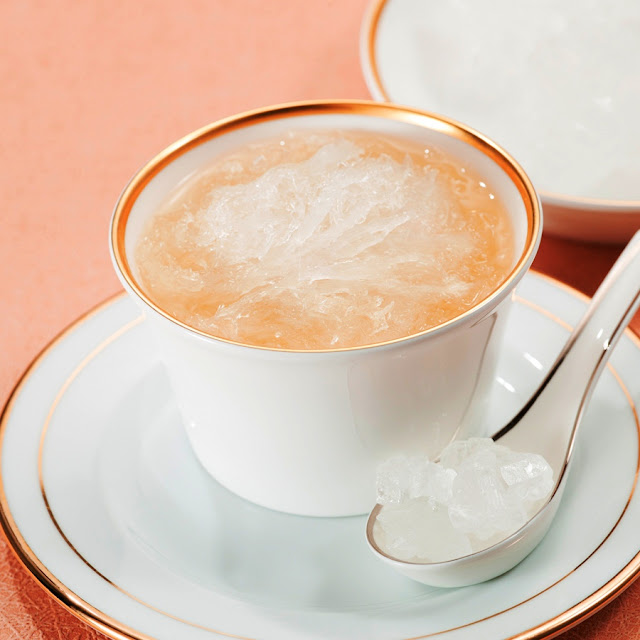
1;1;639;638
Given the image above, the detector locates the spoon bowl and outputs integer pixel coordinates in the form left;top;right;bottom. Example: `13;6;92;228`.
366;231;640;587
366;493;563;588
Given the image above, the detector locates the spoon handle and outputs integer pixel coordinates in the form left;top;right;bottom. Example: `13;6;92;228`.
496;231;640;473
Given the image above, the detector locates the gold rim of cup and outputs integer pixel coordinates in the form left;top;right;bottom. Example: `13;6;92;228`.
110;99;542;353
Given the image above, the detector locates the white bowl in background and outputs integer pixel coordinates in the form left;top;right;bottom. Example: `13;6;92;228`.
360;0;640;243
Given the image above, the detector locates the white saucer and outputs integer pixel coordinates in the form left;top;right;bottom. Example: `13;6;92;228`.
1;272;640;640
360;0;640;243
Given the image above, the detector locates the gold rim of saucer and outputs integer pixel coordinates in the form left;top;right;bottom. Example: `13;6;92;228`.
1;282;639;640
110;99;541;353
362;0;640;212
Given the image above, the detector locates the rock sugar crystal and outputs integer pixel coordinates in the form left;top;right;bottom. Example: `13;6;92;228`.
373;438;554;563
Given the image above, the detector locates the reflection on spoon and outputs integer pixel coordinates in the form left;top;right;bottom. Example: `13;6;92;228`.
367;231;640;588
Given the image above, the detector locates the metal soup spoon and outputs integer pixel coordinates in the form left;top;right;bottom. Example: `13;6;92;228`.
366;231;640;588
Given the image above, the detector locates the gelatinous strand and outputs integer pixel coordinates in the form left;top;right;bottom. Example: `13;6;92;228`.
135;131;514;349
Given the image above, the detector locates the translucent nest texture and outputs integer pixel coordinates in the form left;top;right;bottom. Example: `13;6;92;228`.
135;132;513;349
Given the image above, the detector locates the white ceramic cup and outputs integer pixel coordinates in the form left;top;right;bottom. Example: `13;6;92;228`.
110;101;541;517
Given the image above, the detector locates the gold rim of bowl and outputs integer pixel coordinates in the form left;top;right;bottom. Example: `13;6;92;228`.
362;0;640;212
110;99;541;353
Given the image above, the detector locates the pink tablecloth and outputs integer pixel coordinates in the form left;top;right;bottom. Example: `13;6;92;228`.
1;1;638;638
